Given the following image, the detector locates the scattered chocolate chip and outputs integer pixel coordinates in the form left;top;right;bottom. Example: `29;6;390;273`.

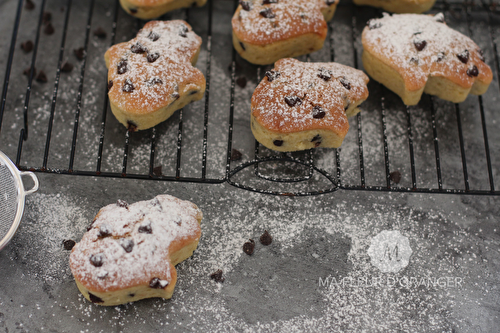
262;0;278;3
457;50;469;64
74;47;85;60
25;0;35;10
122;78;135;93
413;38;427;52
318;67;332;81
236;76;247;88
21;40;33;53
138;223;152;234
259;8;275;18
98;224;112;238
117;199;128;208
129;8;138;14
148;31;160;42
210;269;225;283
260;230;272;245
436;52;445;62
90;254;104;267
434;13;445;23
179;24;189;38
231;148;242;161
243;239;255;255
467;65;479;77
128;293;135;297
273;140;283;147
42;11;52;25
44;23;54;35
148;77;163;85
312;105;326;119
96;271;108;279
240;0;251;10
149;277;169;289
94;27;107;39
61;61;73;72
107;80;113;91
117;60;128;74
23;67;36;77
120;239;134;253
147;52;160;63
311;134;321;142
88;292;104;303
389;170;402;183
62;239;76;251
173;216;182;226
239;41;246;51
265;70;280;82
131;42;147;54
477;49;485;62
339;77;351;90
368;19;382;30
127;121;137;132
153;165;162;176
172;92;180;100
189;90;199;95
409;56;419;65
36;70;47;83
285;95;302;107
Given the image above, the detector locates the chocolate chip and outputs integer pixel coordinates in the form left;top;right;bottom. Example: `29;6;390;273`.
467;65;479;77
98;224;112;238
147;52;160;63
23;67;36;77
25;0;35;10
339;77;351;90
44;23;54;35
259;8;275;18
74;47;85;60
243;239;255;255
138;223;152;234
260;230;272;245
457;50;469;64
122;78;134;93
262;0;278;3
273;140;283;147
236;76;247;88
21;40;33;53
90;254;104;267
42;12;52;25
117;199;128;208
93;27;107;39
311;134;321;142
129;8;138;14
153;165;162;176
107;80;113;91
239;41;246;51
128;293;135;297
436;52;445;62
127;121;137;132
63;239;76;251
477;49;485;62
413;38;427;52
312;106;326;119
231;148;242;161
172;92;180;100
265;70;280;82
285;96;302;107
61;62;73;72
121;239;134;253
389;170;402;183
88;292;104;303
117;60;128;74
148;77;163;85
148;31;160;42
210;269;225;283
240;0;251;10
318;67;332;81
36;70;47;83
368;19;382;30
131;42;147;54
179;24;189;38
149;277;169;289
434;13;445;23
409;56;419;65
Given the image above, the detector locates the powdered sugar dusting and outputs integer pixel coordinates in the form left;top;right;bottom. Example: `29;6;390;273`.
69;194;202;291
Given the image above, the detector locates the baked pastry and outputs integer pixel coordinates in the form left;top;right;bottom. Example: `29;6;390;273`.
119;0;207;20
361;13;493;105
69;195;203;306
353;0;436;14
251;58;369;152
105;20;206;131
232;0;339;65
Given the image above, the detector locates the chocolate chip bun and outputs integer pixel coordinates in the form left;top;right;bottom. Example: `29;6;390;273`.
104;20;206;131
251;58;369;152
353;0;436;14
69;195;203;306
361;13;493;105
119;0;207;20
232;0;339;65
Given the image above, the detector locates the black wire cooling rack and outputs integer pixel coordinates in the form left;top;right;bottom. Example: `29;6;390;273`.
0;0;499;196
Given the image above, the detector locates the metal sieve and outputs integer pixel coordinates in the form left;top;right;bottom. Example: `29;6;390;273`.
0;151;39;251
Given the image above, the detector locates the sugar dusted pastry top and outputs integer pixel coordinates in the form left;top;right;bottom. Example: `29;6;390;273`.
105;20;205;115
251;58;369;134
232;0;337;45
69;195;202;293
362;13;492;91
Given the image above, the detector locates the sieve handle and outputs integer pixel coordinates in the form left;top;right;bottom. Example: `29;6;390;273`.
20;171;39;195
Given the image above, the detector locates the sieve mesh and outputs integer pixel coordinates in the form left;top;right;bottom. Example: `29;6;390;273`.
0;162;19;242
